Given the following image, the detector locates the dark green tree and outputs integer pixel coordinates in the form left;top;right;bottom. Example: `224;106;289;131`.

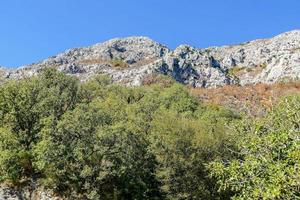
0;68;79;182
34;102;162;199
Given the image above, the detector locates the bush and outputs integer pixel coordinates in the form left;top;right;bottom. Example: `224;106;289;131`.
109;59;129;68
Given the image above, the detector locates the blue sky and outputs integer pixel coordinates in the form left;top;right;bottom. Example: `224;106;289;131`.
0;0;299;67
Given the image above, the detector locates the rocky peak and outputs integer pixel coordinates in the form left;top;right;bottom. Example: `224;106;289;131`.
96;36;169;60
48;36;169;66
1;30;300;88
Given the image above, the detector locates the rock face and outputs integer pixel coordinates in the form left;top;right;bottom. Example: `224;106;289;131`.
0;184;62;200
208;30;300;85
1;30;300;88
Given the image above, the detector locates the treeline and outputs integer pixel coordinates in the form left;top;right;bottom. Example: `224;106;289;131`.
0;69;299;199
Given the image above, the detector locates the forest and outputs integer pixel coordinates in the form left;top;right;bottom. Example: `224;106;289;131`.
0;68;299;199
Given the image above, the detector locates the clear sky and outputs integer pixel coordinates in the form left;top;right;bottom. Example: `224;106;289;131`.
1;0;299;67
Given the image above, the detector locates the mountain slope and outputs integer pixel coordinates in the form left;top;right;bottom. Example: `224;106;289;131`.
2;30;300;88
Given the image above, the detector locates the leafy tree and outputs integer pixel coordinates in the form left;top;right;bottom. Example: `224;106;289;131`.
210;96;300;199
0;68;79;182
37;68;79;119
0;78;43;180
149;108;236;200
158;84;199;114
0;127;25;182
34;102;162;199
78;74;112;103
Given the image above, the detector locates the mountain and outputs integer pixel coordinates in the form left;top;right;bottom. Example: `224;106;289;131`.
1;31;300;200
1;30;300;88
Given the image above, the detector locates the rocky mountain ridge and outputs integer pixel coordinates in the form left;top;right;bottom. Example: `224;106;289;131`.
1;30;300;88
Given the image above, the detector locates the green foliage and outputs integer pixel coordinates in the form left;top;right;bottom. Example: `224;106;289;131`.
78;74;112;103
150;111;212;199
37;68;79;119
34;103;161;199
210;96;300;199
109;59;129;68
0;127;24;182
0;68;79;182
8;68;300;200
227;67;246;77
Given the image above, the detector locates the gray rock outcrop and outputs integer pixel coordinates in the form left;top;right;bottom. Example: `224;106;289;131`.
1;30;300;88
0;184;62;200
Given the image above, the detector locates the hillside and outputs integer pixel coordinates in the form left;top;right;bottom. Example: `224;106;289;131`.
191;81;300;116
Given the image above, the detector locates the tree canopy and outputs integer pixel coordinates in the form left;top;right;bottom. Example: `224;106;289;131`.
0;69;299;200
